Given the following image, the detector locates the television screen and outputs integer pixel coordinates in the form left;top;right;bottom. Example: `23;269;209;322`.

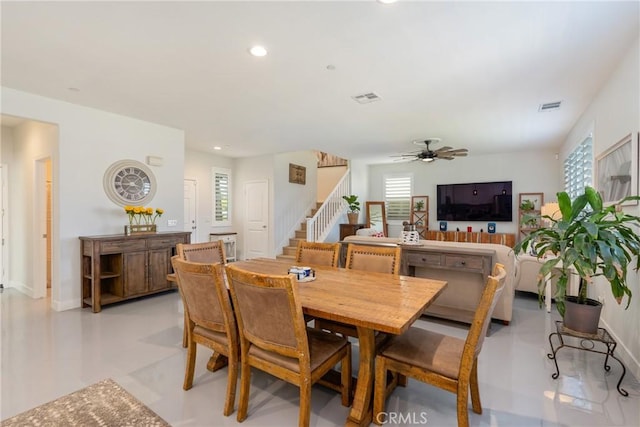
437;181;512;222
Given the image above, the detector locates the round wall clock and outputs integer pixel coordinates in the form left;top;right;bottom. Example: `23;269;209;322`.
103;159;157;206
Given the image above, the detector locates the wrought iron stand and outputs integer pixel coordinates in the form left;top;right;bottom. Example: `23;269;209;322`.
547;320;628;396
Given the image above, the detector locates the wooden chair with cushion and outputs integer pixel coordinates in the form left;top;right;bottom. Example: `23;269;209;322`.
225;263;352;427
295;241;341;267
372;263;507;427
171;257;239;417
315;243;402;338
176;241;227;347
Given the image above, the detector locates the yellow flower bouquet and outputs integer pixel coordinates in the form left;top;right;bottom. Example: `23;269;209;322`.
124;206;163;235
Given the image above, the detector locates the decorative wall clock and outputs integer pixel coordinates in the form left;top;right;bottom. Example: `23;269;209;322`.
103;159;157;206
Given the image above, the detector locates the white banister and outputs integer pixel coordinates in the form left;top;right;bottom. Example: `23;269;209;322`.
306;170;350;242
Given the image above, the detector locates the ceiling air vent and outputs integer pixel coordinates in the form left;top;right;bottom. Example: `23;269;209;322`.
351;92;382;104
538;101;562;112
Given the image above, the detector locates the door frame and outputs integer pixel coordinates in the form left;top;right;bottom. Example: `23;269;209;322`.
0;164;7;288
184;178;198;242
33;157;51;299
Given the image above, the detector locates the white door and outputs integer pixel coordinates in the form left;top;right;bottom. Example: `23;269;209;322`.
184;179;197;242
244;180;269;259
34;157;50;299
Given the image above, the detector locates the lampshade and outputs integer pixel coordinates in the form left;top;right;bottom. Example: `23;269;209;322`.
541;202;561;222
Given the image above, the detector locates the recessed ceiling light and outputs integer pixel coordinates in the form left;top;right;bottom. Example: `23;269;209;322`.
378;0;398;4
213;146;222;151
249;45;267;57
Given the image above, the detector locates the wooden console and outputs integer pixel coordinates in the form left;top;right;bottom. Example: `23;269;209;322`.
79;232;191;312
401;244;495;324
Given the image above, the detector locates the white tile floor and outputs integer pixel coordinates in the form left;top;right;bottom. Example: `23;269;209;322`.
1;288;639;426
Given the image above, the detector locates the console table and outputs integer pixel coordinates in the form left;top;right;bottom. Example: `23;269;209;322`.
400;244;495;324
79;232;191;312
548;321;628;396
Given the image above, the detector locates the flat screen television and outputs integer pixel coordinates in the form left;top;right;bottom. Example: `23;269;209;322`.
437;181;512;222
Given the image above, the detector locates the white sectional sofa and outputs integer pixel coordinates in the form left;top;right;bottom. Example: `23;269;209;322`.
341;234;517;324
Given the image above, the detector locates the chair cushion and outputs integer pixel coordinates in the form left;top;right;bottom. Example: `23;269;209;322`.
194;325;230;346
380;327;464;380
248;328;348;373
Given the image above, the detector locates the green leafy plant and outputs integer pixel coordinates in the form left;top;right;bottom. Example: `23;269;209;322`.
515;186;640;316
519;199;536;211
342;195;360;213
414;200;425;211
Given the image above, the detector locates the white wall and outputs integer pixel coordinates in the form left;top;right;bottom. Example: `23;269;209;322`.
317;165;347;202
1;88;185;310
560;37;640;377
367;149;562;237
184;149;234;243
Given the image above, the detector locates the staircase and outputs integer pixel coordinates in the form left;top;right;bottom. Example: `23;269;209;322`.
276;203;322;262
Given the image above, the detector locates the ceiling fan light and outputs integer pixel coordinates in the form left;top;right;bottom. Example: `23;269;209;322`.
422;158;434;163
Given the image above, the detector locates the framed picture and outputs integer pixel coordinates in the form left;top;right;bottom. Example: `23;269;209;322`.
288;163;306;185
595;132;638;206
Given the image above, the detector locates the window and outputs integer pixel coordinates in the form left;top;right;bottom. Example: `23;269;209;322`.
564;135;593;200
212;167;231;226
384;174;412;221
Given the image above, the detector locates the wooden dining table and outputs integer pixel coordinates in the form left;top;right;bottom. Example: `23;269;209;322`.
230;258;448;427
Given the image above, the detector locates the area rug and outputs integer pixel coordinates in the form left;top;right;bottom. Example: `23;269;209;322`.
1;379;170;426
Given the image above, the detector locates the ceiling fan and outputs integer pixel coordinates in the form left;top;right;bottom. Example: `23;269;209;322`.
393;138;469;163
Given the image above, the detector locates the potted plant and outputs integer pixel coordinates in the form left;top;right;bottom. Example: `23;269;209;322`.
519;199;536;211
515;186;640;334
342;195;360;225
414;200;425;211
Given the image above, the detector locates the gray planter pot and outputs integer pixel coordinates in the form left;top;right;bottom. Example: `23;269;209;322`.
563;295;603;335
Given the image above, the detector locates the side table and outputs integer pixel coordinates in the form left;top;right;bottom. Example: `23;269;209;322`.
547;320;628;396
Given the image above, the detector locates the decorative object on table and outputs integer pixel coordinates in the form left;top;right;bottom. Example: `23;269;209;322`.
400;223;420;245
288;266;316;282
288;163;306;185
124;205;163;235
103;159;157;206
595;132;638;206
342;194;360;224
439;221;447;231
487;223;496;233
514;186;640;334
466;226;472;232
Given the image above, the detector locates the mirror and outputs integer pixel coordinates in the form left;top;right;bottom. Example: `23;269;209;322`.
366;201;387;237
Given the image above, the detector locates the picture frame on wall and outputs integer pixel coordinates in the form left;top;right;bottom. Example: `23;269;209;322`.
288;163;306;185
595;132;638;206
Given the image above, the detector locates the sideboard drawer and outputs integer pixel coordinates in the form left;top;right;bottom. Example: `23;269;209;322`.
101;240;147;253
148;237;182;249
406;252;441;267
442;254;484;272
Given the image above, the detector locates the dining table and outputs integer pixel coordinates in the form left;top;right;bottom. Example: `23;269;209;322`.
229;257;448;427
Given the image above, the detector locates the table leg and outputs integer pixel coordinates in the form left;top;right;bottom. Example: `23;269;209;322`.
346;327;375;427
207;353;229;372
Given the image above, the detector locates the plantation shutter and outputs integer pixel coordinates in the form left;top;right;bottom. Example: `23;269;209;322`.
212;168;231;225
564;136;593;200
384;175;412;221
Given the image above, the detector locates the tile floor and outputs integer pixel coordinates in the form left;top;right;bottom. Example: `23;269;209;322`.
1;288;639;426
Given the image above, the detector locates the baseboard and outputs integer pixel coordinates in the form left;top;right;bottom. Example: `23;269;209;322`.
600;318;640;381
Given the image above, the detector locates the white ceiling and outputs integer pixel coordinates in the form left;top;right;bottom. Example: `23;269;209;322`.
2;1;638;163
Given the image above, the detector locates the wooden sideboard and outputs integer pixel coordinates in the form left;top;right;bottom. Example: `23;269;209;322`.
423;230;515;248
79;232;191;312
339;223;367;240
401;244;495;324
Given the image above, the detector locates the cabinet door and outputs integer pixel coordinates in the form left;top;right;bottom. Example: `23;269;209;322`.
124;251;147;296
148;248;171;292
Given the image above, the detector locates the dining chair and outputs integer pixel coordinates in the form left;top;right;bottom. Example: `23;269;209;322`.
372;263;507;427
176;241;227;347
315;243;402;338
225;263;352;427
171;257;239;417
295;241;341;267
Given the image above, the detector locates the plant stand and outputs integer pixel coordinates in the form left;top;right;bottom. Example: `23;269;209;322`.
547;320;628;396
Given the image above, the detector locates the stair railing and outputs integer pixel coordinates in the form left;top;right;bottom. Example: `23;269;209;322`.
306;169;350;242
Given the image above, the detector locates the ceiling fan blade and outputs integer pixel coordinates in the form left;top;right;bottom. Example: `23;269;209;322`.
433;146;453;153
451;152;468;157
446;148;469;153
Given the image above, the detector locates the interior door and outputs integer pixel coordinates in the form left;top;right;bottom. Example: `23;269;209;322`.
244;180;269;259
183;179;197;242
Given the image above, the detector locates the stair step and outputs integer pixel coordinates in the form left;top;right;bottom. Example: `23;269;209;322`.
289;237;304;247
276;254;295;261
295;230;306;239
283;246;297;256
